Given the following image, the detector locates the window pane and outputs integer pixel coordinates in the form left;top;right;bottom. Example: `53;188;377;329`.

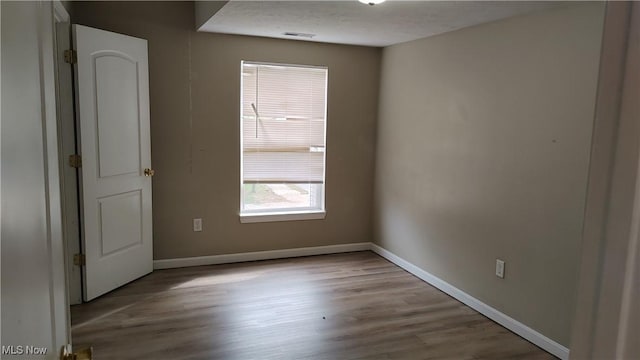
242;183;323;211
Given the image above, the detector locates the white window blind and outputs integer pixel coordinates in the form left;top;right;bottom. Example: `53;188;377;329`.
241;62;327;184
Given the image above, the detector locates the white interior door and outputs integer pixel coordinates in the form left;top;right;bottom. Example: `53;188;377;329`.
73;25;153;301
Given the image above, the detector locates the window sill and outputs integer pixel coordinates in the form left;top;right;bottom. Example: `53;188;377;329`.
240;210;326;224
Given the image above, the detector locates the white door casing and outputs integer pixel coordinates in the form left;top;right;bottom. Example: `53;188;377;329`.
54;9;82;306
1;1;70;357
73;25;153;301
570;2;640;359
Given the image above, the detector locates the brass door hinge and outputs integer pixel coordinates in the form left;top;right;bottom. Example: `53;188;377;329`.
73;253;86;266
64;49;77;64
69;154;82;168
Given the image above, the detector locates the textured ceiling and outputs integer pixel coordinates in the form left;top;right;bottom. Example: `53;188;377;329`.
198;1;560;47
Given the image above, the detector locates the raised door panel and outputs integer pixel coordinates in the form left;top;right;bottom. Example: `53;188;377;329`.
98;190;143;256
94;53;141;179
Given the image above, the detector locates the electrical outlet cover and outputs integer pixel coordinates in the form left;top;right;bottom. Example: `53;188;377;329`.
193;218;202;232
496;259;505;279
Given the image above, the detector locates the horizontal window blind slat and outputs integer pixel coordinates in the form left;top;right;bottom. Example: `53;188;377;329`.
243;152;324;183
242;118;325;149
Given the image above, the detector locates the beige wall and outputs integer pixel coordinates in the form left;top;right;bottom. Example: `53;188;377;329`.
373;3;604;346
71;2;381;260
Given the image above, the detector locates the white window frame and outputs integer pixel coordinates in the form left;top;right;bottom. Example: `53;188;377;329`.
239;61;328;223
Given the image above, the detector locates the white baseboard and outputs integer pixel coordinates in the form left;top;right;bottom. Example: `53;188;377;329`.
153;242;371;270
370;243;569;360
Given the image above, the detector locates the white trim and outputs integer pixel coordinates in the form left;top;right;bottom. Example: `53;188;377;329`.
240;210;326;223
239;60;328;214
153;242;369;270
53;1;70;23
370;243;570;360
243;61;328;71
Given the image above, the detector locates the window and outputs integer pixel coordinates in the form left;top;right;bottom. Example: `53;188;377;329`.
240;61;328;223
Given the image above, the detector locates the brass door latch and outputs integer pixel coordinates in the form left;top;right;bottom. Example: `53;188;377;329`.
61;346;93;360
144;168;155;177
69;154;82;168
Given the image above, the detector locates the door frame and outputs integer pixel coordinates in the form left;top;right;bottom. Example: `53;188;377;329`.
52;0;83;306
2;0;73;355
570;2;640;358
44;0;73;352
51;1;76;347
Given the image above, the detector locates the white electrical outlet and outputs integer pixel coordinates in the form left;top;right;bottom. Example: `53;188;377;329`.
193;218;202;232
496;259;505;279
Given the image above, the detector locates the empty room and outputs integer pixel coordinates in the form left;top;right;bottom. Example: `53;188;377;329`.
2;1;639;360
